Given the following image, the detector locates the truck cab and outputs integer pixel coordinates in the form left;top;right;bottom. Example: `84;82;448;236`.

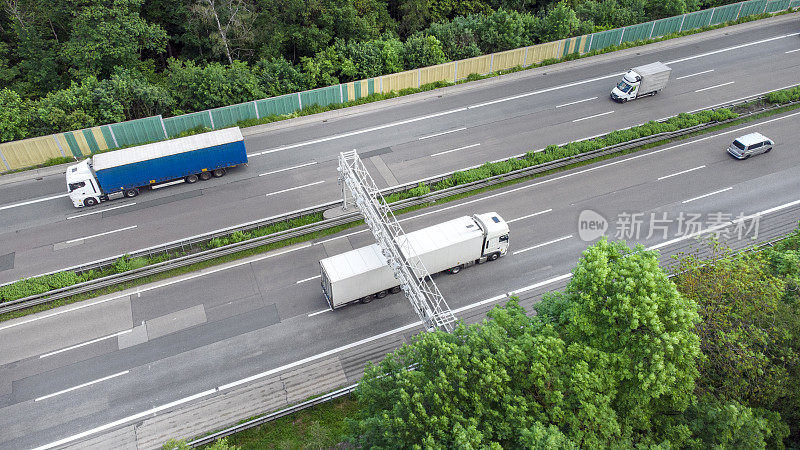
610;70;641;102
473;212;510;261
66;159;103;207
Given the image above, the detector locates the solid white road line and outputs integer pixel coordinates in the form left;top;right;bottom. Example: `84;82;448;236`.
507;209;552;223
785;48;800;54
513;235;573;255
34;370;129;402
573;111;614;123
657;165;706;180
265;181;324;197
687;82;800;113
296;275;321;284
65;225;138;244
695;81;734;93
37;195;800;447
259;161;317;177
0;193;70;211
247;107;469;156
431;143;481;157
507;273;574;297
67;203;136;219
666;32;800;65
40;330;132;358
307;309;331;317
682;187;732;204
675;69;714;80
419;127;466;140
468;73;625;109
556;97;598;108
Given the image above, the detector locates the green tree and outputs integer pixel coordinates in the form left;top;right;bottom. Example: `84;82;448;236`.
538;238;701;432
189;0;256;64
664;397;789;449
0;88;30;142
536;2;585;42
106;67;175;119
165;59;265;112
349;300;619;447
675;242;800;445
2;0;69;96
402;34;447;69
254;57;308;96
476;9;528;52
427;16;482;60
28;76;127;135
63;0;168;80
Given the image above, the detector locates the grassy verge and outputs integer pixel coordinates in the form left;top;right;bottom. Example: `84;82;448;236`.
196;395;361;449
2;87;799;322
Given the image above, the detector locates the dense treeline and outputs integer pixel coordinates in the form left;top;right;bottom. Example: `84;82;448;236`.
1;0;734;141
349;229;800;447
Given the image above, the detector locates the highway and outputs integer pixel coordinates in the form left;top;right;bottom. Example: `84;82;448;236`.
0;14;798;283
1;105;799;447
1;14;800;449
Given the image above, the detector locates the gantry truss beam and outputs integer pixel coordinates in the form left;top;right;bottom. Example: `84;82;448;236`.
338;150;456;332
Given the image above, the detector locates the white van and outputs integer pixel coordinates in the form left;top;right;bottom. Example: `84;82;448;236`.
727;132;774;159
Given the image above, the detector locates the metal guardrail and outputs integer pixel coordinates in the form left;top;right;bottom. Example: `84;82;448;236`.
2;93;798;314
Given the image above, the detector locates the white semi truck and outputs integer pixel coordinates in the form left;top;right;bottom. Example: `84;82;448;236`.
319;213;510;309
610;61;671;102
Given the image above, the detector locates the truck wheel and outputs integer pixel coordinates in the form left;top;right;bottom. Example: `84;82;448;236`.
199;171;212;181
488;252;500;262
390;286;401;294
449;265;462;274
360;295;373;304
212;168;226;177
185;174;199;183
376;290;389;299
124;188;139;198
84;197;98;207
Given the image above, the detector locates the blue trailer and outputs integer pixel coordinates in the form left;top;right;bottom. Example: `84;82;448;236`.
66;127;247;207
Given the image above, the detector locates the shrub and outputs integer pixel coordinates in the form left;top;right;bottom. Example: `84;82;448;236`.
408;183;431;197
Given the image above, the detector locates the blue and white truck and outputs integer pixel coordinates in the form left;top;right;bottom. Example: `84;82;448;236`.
66;127;247;207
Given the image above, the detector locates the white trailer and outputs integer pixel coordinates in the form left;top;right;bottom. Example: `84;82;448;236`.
319;213;510;309
610;61;671;102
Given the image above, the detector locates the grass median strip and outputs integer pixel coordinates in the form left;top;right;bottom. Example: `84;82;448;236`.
2;87;800;322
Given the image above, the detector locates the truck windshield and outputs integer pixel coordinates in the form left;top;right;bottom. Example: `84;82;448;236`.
68;181;85;192
616;81;633;93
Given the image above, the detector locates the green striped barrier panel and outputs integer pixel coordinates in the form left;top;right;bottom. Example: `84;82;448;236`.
163;111;214;138
107;116;167;148
299;85;342;109
210;102;258;129
256;93;301;117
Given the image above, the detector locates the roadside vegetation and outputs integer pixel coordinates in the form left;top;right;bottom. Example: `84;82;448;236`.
2;86;799;316
192;224;800;449
1;0;797;144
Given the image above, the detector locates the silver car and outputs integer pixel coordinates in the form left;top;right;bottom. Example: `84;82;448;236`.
727;132;774;159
